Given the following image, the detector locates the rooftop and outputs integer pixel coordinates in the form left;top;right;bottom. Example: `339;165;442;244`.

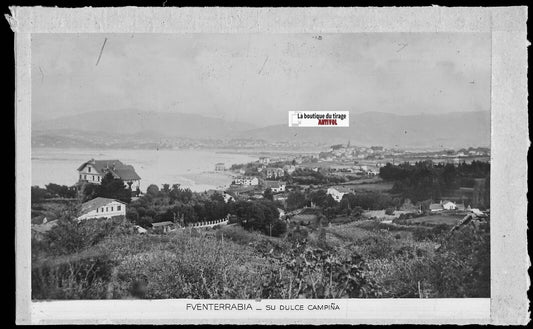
81;197;125;215
78;159;141;181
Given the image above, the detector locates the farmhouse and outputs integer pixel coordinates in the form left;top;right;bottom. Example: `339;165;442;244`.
442;200;457;210
327;186;354;202
78;197;126;221
233;176;259;186
429;203;444;212
152;221;175;233
77;159;141;189
264;181;286;193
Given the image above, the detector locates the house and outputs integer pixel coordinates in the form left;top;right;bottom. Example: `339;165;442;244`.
429;203;443;212
367;168;380;177
264;181;286;193
283;165;296;174
77;159;141;190
265;167;285;179
205;189;235;203
134;225;148;234
215;163;225;171
442;200;457;210
223;193;235;203
78;197;126;221
327;186;354;202
259;156;270;165
152;221;175;233
233;176;259;186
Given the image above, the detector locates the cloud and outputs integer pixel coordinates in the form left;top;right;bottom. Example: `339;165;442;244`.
32;33;491;126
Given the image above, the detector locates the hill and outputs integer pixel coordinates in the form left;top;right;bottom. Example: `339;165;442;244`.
235;111;490;149
33;109;255;139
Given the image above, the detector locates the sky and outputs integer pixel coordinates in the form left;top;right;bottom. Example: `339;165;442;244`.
31;33;491;126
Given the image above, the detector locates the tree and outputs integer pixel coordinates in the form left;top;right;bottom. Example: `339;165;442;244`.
286;191;306;211
31;186;52;202
45;183;77;198
98;173;132;203
146;184;160;197
263;188;274;201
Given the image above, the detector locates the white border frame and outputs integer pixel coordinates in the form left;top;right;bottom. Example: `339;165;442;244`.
11;6;529;325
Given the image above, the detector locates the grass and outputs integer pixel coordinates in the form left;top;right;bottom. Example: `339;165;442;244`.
32;213;489;299
347;182;394;193
405;214;460;226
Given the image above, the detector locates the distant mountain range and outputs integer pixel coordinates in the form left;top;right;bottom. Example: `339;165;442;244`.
237;111;491;149
33;109;255;139
33;110;490;149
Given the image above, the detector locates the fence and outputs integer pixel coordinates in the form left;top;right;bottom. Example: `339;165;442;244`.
185;217;229;229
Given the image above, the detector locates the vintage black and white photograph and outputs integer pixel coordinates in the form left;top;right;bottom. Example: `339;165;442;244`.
28;32;494;301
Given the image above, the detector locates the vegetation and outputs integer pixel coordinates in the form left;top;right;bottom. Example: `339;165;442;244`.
81;173;132;203
380;161;490;206
31;170;490;300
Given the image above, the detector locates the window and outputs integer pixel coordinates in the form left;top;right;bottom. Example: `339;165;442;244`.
111;207;113;211
88;167;91;173
117;205;121;211
106;207;108;212
79;175;82;180
84;175;87;180
96;208;98;213
92;175;95;181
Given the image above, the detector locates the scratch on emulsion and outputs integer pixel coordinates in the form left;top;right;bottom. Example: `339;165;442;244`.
95;37;108;66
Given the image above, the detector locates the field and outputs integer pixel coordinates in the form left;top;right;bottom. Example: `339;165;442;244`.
344;182;394;193
402;214;462;226
32;212;490;300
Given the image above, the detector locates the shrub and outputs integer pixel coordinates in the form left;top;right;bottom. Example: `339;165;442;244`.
32;249;115;300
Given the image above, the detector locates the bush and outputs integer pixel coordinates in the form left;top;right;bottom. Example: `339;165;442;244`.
32;249;115;299
111;233;268;299
44;216;135;255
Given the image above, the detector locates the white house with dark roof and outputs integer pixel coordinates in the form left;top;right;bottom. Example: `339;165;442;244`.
77;159;141;189
327;186;354;202
77;197;126;221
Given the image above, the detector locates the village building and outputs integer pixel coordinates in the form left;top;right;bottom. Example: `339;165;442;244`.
283;164;296;174
263;181;286;193
152;221;175;233
258;156;270;165
429;203;444;212
134;225;148;234
233;176;259;186
214;162;225;171
442;200;457;210
205;189;235;203
77;159;141;190
327;186;354;202
265;167;285;179
77;197;126;221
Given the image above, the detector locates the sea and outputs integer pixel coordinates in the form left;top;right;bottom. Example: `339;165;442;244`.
31;148;258;192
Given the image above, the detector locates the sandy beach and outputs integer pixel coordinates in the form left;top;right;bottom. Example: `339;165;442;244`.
181;170;238;191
